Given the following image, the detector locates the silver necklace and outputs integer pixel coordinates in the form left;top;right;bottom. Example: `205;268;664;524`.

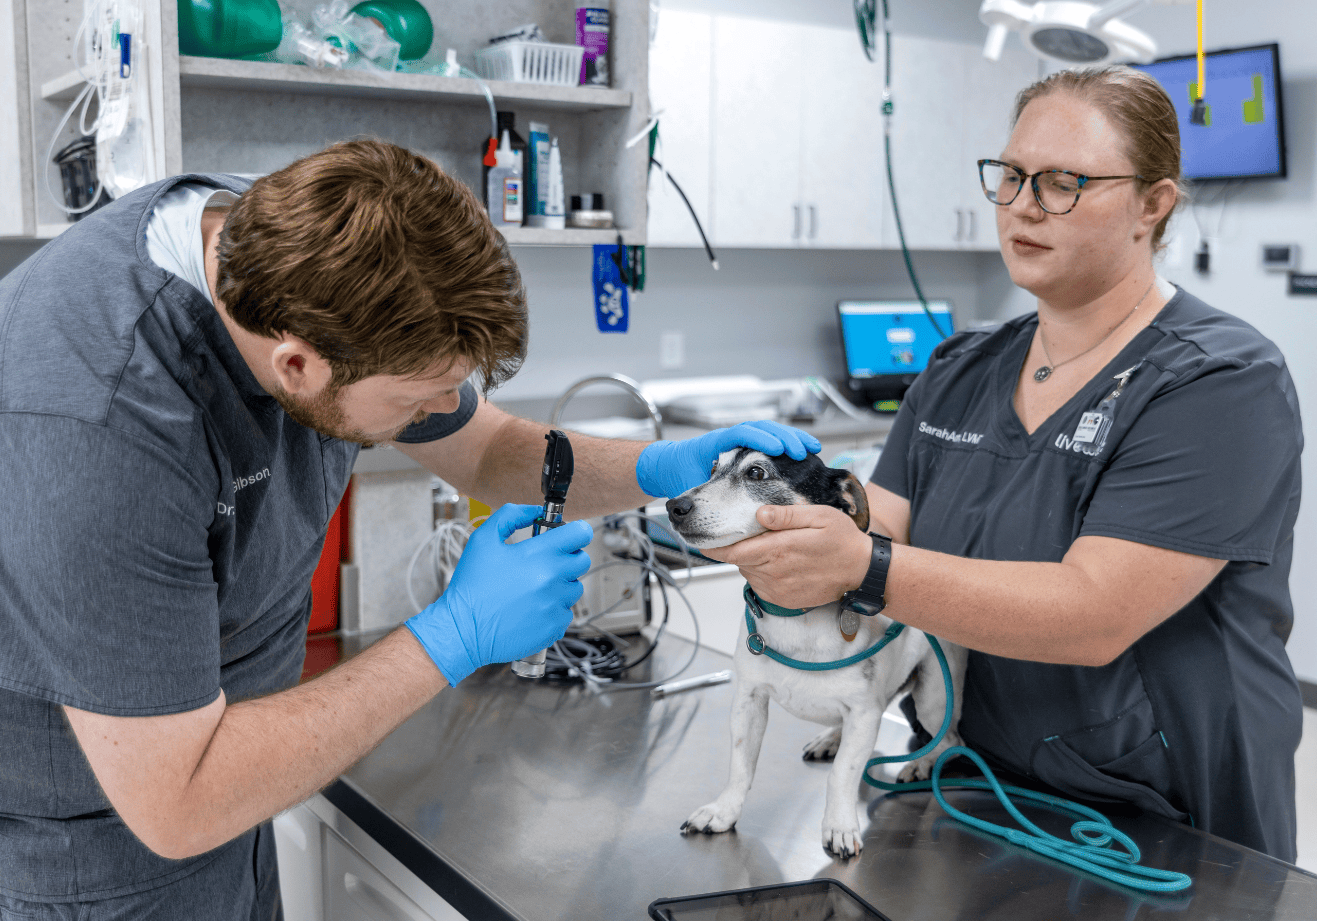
1033;280;1156;383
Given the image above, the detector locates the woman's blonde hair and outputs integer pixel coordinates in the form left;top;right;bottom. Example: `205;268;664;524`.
1012;66;1188;251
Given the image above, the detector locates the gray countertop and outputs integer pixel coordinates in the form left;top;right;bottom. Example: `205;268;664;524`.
319;633;1317;920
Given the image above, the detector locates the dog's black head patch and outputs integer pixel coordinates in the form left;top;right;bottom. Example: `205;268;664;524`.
710;449;870;532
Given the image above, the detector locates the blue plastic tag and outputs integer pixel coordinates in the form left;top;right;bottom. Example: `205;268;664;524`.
592;244;629;333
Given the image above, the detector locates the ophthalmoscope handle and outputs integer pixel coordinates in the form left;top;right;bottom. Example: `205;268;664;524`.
512;431;573;679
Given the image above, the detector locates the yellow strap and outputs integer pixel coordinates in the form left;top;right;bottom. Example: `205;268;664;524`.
1196;0;1205;98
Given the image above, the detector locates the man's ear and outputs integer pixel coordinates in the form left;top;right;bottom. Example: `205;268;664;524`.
837;472;871;532
270;334;332;396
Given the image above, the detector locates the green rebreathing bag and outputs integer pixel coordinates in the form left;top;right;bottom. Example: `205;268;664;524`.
177;0;282;58
350;0;432;60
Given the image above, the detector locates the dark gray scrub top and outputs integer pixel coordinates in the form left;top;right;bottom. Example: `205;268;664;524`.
0;175;478;902
872;287;1304;862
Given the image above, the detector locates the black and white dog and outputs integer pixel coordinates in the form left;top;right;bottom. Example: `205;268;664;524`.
665;448;967;859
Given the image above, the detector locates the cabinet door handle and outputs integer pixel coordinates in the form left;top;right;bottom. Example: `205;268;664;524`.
954;208;964;242
967;209;977;242
808;204;818;240
792;204;802;240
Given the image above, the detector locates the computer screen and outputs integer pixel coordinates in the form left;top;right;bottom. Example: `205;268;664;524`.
1130;43;1286;181
838;300;953;381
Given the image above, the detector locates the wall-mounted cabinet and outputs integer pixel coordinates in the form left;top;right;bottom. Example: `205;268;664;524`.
645;8;711;249
14;0;651;244
881;33;1039;252
647;13;1038;253
710;16;885;249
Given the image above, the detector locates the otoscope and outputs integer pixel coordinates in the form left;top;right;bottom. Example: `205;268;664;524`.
510;429;575;678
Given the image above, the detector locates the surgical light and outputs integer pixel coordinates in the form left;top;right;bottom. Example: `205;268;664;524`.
978;0;1191;66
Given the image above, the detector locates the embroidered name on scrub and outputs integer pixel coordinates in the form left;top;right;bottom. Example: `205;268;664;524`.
219;467;271;516
918;422;984;445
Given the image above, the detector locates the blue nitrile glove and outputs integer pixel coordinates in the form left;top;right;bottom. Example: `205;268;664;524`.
405;504;593;686
635;420;823;498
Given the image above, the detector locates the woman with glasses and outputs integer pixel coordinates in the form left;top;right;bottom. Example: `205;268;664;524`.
707;67;1303;862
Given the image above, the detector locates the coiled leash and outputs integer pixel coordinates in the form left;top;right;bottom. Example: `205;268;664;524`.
742;586;1193;893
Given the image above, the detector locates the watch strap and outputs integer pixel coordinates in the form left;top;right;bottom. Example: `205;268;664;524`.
842;533;891;614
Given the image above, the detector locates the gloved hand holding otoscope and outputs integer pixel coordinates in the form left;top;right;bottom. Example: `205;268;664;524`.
512;430;575;678
404;430;590;687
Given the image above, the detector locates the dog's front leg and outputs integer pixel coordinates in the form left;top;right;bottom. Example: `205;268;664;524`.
821;707;883;859
682;682;770;836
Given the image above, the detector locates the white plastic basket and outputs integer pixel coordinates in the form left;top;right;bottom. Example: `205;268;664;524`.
473;41;585;86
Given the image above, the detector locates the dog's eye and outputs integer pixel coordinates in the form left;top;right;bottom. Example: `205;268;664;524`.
745;465;766;480
710;460;718;475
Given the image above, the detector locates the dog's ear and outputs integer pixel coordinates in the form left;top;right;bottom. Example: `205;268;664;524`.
837;472;870;532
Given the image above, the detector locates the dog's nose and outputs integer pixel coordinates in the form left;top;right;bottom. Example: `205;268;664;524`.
666;496;694;520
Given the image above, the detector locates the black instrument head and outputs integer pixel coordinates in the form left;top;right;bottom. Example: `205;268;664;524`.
542;429;574;503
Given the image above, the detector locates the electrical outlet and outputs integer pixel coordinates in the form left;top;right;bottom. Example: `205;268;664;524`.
660;330;685;370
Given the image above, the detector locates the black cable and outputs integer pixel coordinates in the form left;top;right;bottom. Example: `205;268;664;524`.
548;558;672;683
543;635;629;682
649;156;719;270
872;0;950;341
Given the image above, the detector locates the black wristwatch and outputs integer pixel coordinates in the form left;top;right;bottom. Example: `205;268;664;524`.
840;533;891;616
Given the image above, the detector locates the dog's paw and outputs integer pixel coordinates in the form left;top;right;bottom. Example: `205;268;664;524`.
802;727;842;762
896;758;935;783
822;822;864;860
681;803;739;836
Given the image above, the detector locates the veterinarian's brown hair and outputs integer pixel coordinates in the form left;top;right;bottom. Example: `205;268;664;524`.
1012;66;1187;252
216;138;527;392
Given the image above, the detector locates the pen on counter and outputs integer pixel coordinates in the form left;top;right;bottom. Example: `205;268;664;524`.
651;669;733;699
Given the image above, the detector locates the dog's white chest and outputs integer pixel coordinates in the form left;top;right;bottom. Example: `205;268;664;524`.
736;608;888;726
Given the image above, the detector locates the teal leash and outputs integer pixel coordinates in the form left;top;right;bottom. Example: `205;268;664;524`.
742;585;905;671
744;585;1192;893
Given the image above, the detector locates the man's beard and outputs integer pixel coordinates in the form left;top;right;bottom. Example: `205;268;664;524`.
272;383;427;447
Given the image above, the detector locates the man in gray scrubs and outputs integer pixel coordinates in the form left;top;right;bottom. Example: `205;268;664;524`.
0;139;817;917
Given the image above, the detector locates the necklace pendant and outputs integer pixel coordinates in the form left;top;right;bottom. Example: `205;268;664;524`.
839;609;860;642
1034;366;1053;383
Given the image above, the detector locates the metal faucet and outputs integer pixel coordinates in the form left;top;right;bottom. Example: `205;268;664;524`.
549;373;664;441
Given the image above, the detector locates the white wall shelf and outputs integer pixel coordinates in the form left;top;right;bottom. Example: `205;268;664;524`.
501;225;642;246
17;0;650;243
44;57;634;110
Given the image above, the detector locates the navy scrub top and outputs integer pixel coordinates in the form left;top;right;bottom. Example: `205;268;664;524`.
0;175;479;906
872;287;1303;861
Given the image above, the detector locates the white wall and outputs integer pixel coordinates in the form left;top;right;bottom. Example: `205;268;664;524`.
496;245;995;400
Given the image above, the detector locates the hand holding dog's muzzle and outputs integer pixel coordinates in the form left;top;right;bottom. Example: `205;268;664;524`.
703;504;874;611
635;421;822;498
405;504;592;687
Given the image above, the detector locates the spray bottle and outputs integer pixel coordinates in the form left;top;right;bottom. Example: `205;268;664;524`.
484;130;523;229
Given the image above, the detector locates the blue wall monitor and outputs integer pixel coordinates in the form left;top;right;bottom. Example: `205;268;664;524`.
1130;43;1286;181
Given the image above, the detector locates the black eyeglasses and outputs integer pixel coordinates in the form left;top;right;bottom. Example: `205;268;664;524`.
978;159;1146;215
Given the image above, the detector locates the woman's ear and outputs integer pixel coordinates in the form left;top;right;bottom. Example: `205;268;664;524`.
1135;178;1179;242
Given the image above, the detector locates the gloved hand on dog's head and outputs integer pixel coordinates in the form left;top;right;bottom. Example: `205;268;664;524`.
635;420;822;499
406;503;593;687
